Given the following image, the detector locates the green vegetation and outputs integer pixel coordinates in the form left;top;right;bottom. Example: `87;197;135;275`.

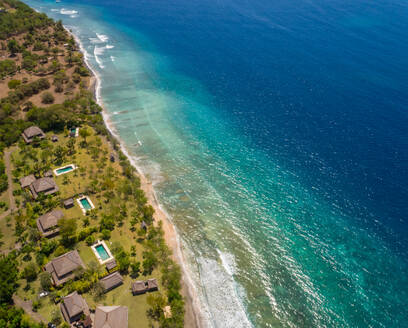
0;0;185;326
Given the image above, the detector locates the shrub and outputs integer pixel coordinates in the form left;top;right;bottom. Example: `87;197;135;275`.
100;229;111;240
8;79;21;89
85;235;95;246
41;92;54;104
23;263;38;282
39;272;52;291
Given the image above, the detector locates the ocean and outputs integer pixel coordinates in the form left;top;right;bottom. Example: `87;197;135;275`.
24;0;408;327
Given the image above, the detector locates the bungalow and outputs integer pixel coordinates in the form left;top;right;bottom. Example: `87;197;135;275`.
105;259;117;272
131;281;147;295
100;271;124;293
94;306;128;328
22;126;46;144
29;177;59;199
52;135;59;142
63;198;74;209
131;278;158;295
60;291;89;324
36;209;64;237
19;174;36;189
44;250;85;286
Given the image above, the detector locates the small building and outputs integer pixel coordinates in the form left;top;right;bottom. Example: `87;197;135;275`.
131;281;147;295
22;126;46;144
63;198;74;209
163;305;172;319
52;135;59;142
44;170;53;178
94;306;128;328
44;250;85;286
105;259;117;272
20;174;36;189
147;278;159;292
100;271;124;293
29;177;59;199
36;209;64;238
60;291;89;324
131;279;159;295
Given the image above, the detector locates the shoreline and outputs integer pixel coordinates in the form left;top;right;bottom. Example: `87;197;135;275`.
69;27;203;328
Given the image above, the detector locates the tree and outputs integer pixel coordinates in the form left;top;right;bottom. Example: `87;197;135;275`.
79;127;90;145
0;255;19;304
8;79;21;89
7;39;19;56
59;218;77;247
23;262;38;282
41;92;54;104
39;272;52;291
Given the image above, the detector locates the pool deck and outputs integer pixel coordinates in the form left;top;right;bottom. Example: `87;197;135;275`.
91;240;114;264
53;164;77;176
76;195;95;214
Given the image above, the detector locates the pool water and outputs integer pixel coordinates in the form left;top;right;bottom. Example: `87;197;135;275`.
80;197;92;210
56;166;74;174
95;244;110;261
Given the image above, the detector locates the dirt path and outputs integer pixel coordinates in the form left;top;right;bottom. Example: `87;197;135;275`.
4;150;16;213
12;295;46;323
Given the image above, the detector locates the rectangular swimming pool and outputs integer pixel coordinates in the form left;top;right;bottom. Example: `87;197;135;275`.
80;197;92;210
95;244;110;261
56;166;74;174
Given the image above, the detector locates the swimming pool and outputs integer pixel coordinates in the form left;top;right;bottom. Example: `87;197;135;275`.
80;197;92;210
91;240;114;264
76;196;95;214
95;244;110;261
54;164;76;176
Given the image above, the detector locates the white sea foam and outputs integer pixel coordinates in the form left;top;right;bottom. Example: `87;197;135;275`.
110;56;116;62
106;44;115;49
196;255;253;328
93;46;105;69
96;33;109;43
60;8;78;15
51;8;59;12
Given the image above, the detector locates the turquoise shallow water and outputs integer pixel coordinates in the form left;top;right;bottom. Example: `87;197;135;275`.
24;1;408;327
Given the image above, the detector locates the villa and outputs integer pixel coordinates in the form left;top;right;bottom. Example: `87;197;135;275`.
94;306;128;328
60;291;90;324
29;177;59;199
131;279;158;295
100;271;124;293
19;174;36;189
44;250;85;286
36;209;64;237
20;175;59;199
22;126;46;144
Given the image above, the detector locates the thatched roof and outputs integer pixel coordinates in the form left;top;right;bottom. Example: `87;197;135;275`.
29;177;59;198
63;198;74;208
105;259;117;271
44;170;53;177
147;279;158;292
22;126;45;143
20;174;36;188
100;272;123;292
45;250;85;286
60;291;89;323
36;209;63;235
94;306;128;328
131;281;147;295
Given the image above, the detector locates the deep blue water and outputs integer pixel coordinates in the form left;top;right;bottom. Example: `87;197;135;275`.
25;0;408;327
